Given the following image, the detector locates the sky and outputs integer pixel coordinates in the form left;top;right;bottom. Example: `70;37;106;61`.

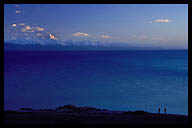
4;4;188;49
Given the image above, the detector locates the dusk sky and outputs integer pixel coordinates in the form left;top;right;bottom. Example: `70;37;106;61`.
4;4;188;49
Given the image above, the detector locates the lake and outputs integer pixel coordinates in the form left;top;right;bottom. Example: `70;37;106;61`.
4;50;188;115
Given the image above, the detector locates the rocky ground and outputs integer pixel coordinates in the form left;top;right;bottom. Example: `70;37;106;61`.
4;110;188;125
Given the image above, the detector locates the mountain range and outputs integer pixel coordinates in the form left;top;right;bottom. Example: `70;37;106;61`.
4;39;164;51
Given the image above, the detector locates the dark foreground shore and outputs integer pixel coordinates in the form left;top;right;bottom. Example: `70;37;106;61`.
4;110;188;125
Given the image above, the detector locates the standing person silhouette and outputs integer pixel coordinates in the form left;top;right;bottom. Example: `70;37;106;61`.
158;108;160;114
164;108;166;115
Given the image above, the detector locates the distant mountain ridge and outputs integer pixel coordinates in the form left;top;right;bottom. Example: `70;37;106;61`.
4;39;164;51
4;42;165;51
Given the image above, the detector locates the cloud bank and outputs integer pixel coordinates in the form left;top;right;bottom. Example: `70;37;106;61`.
16;10;22;14
101;35;111;39
12;24;16;27
8;23;58;41
149;19;171;23
154;19;171;23
72;32;90;37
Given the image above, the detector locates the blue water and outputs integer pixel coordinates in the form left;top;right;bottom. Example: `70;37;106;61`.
4;50;188;115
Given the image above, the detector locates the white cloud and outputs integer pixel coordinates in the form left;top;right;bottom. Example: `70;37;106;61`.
153;19;171;23
7;22;60;41
12;24;16;27
16;10;22;13
15;5;20;8
36;33;43;37
19;23;25;26
101;35;111;39
21;28;27;32
21;25;45;33
72;32;90;37
15;5;24;14
21;25;33;32
36;27;44;31
25;26;32;30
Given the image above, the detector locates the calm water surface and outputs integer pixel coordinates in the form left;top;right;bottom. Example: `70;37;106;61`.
4;50;188;115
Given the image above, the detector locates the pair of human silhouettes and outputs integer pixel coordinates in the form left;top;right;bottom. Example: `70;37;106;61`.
158;108;166;114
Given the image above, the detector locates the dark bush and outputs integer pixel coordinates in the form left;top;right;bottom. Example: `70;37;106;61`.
20;108;33;111
56;104;76;110
38;109;53;111
133;110;147;115
124;110;148;115
124;111;133;114
4;110;17;113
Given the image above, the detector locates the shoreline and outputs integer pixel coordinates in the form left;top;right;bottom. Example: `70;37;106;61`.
4;105;188;125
